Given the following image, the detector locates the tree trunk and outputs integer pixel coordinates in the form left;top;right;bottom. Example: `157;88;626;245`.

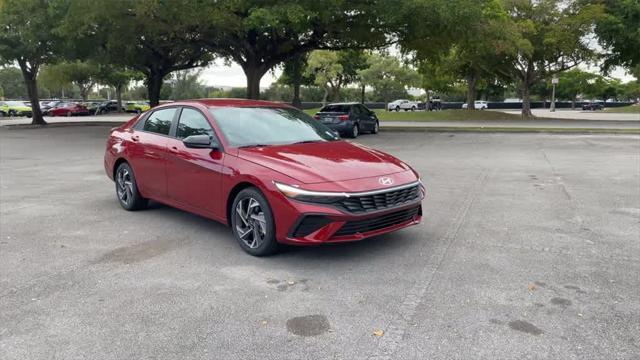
360;84;365;104
292;81;302;109
322;87;329;106
571;97;576;110
466;74;478;111
116;85;123;113
521;83;533;118
17;61;46;125
243;63;267;100
147;73;163;107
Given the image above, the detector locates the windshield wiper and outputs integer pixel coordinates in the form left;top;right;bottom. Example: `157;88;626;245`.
237;144;271;149
291;140;324;145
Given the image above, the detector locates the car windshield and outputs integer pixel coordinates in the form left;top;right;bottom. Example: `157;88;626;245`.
6;101;27;106
209;107;339;147
319;104;350;112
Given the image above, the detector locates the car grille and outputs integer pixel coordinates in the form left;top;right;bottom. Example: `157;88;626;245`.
333;206;421;237
335;184;421;213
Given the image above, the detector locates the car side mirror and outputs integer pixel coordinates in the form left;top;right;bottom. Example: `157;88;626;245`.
183;135;219;149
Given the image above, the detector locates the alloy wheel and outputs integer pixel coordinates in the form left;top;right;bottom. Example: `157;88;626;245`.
234;197;267;249
116;168;134;206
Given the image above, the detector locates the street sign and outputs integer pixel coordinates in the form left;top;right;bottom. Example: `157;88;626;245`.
552;77;559;85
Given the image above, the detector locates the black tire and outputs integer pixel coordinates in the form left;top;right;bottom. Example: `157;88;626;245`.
115;162;148;211
395;106;400;112
66;111;72;117
8;110;16;117
348;123;359;138
230;187;278;256
136;109;141;114
0;111;4;118
411;106;416;111
372;120;379;134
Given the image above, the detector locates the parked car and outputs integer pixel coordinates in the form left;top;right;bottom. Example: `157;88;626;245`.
125;101;150;113
388;99;418;111
82;101;102;114
0;101;32;117
104;99;425;256
96;100;124;114
582;102;604;111
462;100;488;110
313;102;379;138
48;102;90;117
40;100;63;115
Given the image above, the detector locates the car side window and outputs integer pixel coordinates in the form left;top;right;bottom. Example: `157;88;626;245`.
143;108;175;135
176;108;214;139
351;105;360;115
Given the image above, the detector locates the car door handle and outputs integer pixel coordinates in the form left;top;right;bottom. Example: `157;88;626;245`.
131;135;140;142
170;146;179;153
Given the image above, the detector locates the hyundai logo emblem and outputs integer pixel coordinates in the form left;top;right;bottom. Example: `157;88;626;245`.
379;177;394;186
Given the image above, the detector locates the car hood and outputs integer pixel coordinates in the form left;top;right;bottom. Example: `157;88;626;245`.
237;140;412;184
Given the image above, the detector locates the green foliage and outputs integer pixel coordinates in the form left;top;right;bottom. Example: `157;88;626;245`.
358;54;420;104
500;0;604;116
205;0;392;98
63;0;214;105
0;66;27;98
590;0;640;72
169;70;207;100
555;69;597;103
0;0;70;123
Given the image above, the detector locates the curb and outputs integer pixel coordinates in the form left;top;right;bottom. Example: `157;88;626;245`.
379;126;640;135
2;121;126;129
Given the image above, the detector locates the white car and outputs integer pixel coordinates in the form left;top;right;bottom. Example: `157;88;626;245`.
388;99;418;111
462;100;488;110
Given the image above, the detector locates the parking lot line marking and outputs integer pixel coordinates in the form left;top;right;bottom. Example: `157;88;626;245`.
368;169;491;360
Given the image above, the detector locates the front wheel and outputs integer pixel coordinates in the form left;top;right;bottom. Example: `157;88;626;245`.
115;162;148;211
411;106;416;111
395;106;400;112
231;187;278;256
8;110;16;117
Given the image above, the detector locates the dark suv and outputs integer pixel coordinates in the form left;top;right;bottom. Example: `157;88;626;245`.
313;103;379;138
582;102;604;111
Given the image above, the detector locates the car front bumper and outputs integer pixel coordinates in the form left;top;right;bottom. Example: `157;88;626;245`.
265;179;425;245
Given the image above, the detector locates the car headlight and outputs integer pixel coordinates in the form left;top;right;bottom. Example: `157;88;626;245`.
273;181;346;204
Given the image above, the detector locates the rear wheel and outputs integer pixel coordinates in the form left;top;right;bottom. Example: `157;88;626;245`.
395;106;400;112
66;111;72;117
115;162;148;211
231;187;278;256
8;110;16;117
372;120;379;134
348;123;359;138
411;106;416;111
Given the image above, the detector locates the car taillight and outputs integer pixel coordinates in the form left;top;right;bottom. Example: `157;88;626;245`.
338;115;349;121
313;115;320;120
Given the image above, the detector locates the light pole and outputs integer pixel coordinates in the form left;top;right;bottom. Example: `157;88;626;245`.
550;76;559;112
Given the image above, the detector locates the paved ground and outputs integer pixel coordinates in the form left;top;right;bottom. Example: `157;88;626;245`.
2;113;639;132
499;109;639;121
1;126;639;359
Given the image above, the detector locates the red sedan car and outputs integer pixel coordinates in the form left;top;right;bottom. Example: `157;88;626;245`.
48;102;90;117
104;99;425;256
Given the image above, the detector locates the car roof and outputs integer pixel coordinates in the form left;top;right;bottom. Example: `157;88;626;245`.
174;98;294;109
323;102;360;106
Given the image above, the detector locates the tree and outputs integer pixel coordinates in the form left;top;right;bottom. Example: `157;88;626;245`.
0;67;27;99
95;66;142;113
43;61;99;101
204;1;391;99
39;64;75;98
278;53;313;108
64;0;213;106
358;54;420;105
589;0;640;72
500;0;604;117
169;69;206;100
0;0;69;124
556;69;597;108
305;51;343;105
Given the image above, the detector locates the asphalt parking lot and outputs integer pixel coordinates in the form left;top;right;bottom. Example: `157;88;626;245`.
1;126;639;359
